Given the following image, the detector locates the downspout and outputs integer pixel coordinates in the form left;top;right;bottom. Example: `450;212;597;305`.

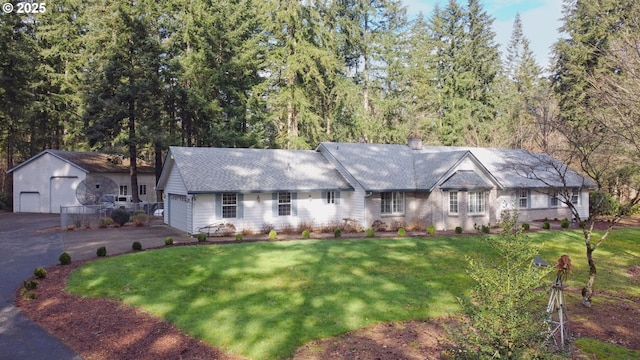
364;191;373;229
441;189;445;231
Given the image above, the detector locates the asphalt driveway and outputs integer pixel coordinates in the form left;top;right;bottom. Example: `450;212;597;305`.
0;213;80;360
0;213;193;360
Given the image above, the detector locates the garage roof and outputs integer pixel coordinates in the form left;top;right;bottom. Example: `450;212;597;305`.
6;149;155;174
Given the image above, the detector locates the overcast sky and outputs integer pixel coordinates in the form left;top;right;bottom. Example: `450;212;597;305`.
403;0;564;71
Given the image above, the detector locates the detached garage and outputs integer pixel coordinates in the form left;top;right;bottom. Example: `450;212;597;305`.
7;150;157;213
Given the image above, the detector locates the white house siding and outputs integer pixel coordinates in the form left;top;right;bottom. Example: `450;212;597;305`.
496;190;575;223
191;191;352;234
12;153;86;213
162;163;189;228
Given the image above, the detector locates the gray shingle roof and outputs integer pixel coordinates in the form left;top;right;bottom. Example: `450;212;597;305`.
318;142;468;191
320;142;594;191
424;146;596;189
440;170;493;190
167;146;353;193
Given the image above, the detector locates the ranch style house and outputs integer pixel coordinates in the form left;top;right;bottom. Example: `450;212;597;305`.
157;138;594;235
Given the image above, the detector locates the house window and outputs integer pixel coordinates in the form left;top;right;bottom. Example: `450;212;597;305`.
119;185;128;196
571;189;580;205
278;192;291;216
381;192;404;214
468;191;485;214
139;184;147;195
549;193;559;207
326;191;335;204
222;193;237;218
449;191;459;214
517;190;529;208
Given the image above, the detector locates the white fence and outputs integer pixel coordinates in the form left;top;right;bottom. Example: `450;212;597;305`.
60;202;163;229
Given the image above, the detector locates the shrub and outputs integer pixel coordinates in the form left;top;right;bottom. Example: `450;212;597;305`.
542;221;551;230
134;210;146;216
365;228;375;237
281;223;296;235
333;228;342;237
111;208;130;226
268;229;277;240
59;252;71;265
235;233;243;241
521;223;530;231
561;218;570;229
197;233;207;242
406;218;425;231
34;266;47;279
302;229;311;239
262;223;274;234
319;221;342;233
455;210;552;359
241;227;255;236
96;246;107;257
455;226;463;234
297;221;314;233
343;218;363;233
397;227;406;236
165;237;174;246
371;219;387;231
132;241;142;251
23;279;38;290
98;217;114;228
426;224;436;235
132;214;148;227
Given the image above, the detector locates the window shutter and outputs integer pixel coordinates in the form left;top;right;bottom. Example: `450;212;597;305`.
322;191;327;204
527;191;531;208
272;193;278;216
215;194;222;219
237;194;244;219
336;191;340;205
292;192;298;216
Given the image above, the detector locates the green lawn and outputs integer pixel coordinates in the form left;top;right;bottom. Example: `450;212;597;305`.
66;228;640;359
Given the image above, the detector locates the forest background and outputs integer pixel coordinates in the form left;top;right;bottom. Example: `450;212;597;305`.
1;0;639;207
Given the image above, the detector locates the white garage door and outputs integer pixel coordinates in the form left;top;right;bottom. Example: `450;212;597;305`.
50;177;80;213
19;192;41;213
168;194;189;232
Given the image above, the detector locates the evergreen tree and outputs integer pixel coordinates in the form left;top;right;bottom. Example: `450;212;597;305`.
455;210;552;359
33;0;87;151
0;9;38;200
428;0;501;146
256;0;340;149
502;13;542;149
552;0;636;127
404;14;438;141
82;0;163;203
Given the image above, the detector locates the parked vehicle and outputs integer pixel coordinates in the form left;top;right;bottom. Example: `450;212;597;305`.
101;194;147;211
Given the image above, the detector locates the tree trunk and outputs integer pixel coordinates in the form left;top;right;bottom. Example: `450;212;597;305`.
154;143;163;202
128;65;139;204
581;245;596;307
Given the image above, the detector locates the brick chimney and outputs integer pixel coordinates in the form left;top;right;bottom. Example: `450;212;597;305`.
407;135;422;150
